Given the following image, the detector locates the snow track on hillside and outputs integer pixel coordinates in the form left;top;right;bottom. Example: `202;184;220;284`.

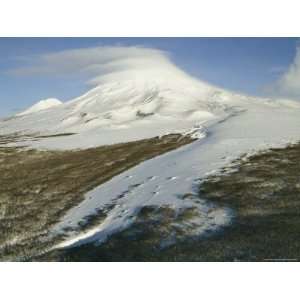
53;102;300;248
2;45;300;249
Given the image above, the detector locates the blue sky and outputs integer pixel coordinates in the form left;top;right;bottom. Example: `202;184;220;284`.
0;37;299;116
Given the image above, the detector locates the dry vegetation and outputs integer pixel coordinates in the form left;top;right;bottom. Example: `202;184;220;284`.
45;142;300;261
197;143;300;261
2;131;299;262
41;205;203;261
0;134;193;261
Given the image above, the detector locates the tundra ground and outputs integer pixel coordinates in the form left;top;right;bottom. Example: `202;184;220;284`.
0;134;193;261
44;142;300;261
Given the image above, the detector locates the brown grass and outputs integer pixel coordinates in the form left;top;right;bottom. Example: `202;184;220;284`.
43;142;300;262
0;134;194;261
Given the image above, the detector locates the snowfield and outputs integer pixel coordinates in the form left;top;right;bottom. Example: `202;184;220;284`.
53;100;300;248
2;48;300;249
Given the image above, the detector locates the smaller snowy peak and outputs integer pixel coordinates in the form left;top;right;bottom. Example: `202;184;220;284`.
17;98;62;116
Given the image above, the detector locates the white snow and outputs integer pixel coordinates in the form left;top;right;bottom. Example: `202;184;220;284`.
52;99;300;248
0;62;238;149
16;98;62;116
2;49;300;248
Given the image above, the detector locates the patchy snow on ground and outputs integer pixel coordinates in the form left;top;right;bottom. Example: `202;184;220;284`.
52;99;300;248
2;46;300;248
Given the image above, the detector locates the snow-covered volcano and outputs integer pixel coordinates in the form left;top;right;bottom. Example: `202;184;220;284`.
2;45;300;150
2;46;300;250
17;98;62;116
0;46;262;149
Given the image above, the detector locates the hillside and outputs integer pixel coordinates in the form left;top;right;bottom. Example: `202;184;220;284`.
1;50;300;260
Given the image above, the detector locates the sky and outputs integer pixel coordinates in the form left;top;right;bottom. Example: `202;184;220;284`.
0;37;299;117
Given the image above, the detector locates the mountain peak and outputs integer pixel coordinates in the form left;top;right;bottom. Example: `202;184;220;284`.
17;98;62;116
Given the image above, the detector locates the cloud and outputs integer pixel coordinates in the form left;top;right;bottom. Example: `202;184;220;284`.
8;46;191;86
267;46;300;100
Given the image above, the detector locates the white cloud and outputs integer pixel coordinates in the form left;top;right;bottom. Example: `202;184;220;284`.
8;46;192;86
267;46;300;100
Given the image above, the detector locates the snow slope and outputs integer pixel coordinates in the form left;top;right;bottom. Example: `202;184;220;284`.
53;99;300;248
0;51;249;149
2;48;300;248
16;98;62;116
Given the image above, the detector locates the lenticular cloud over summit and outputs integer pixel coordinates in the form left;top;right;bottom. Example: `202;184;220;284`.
3;42;300;258
11;46;197;87
5;44;300;151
